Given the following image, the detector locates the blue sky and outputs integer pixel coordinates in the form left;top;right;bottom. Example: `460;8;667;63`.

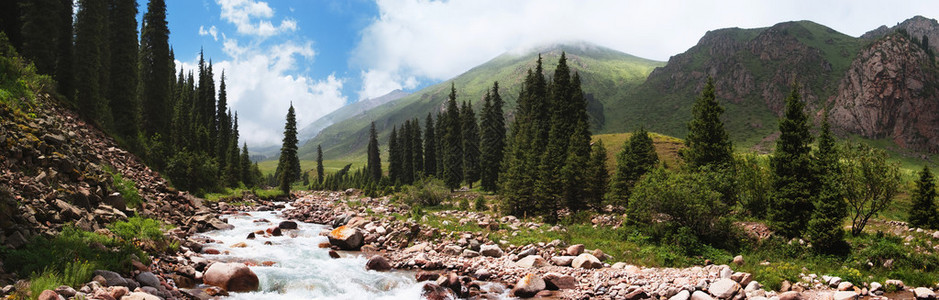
144;0;939;147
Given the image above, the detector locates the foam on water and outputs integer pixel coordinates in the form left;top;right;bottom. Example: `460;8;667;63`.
201;209;426;300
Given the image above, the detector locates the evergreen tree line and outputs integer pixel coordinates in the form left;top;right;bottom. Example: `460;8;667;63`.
500;53;607;222
2;0;261;195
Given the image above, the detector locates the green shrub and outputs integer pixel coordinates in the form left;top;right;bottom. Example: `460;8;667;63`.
108;217;174;252
29;270;62;300
459;197;469;210
408;205;425;221
106;166;143;208
474;196;487;211
754;262;802;291
1;227;143;280
404;178;450;207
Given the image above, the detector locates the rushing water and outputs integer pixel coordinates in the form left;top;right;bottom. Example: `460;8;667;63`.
201;208;427;300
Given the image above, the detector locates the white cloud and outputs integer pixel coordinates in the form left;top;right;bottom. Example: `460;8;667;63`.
353;0;939;100
217;0;298;37
204;39;346;147
198;25;219;41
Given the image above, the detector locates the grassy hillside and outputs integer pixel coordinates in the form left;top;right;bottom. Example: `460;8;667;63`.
298;43;664;162
592;132;685;170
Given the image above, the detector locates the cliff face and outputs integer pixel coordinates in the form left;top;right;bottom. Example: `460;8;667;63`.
862;15;939;53
829;33;939;152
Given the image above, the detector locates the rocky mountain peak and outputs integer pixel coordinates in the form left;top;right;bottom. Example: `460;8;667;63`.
862;15;939;53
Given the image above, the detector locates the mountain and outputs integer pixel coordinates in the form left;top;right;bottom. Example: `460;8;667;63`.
298;43;664;161
298;89;409;142
861;15;939;53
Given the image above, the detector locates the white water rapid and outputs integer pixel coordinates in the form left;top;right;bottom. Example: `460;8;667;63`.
201;209;427;300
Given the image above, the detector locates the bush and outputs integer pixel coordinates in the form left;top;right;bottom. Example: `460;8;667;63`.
106;166;143;208
627;168;732;244
459;197;469;210
404;178;450;207
1;227;144;279
165;150;219;195
474;196;487;211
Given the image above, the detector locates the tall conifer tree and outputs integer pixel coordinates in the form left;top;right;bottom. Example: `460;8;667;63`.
424;113;437;176
806;113;846;252
411;118;423;179
388;126;400;184
315;145;325;185
108;0;139;139
401;120;414;184
609;127;658;206
587;139;609;210
75;0;111;126
769;83;816;237
462;101;480;188
276;104;300;194
443;83;463;189
140;0;171;137
367;122;382;182
480;82;505;191
909;166;937;229
682;77;733;169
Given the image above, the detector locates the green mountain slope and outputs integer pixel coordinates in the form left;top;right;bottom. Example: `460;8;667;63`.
299;43;664;161
610;21;863;149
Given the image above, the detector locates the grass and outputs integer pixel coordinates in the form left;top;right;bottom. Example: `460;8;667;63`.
203;186;285;202
592;132;685;170
104;166;143;208
256;159;365;176
26;260;95;299
0;227;146;282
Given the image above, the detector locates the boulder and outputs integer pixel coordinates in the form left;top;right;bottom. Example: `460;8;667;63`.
833;291;858;300
571;253;602;269
869;282;882;293
91;270;136;289
566;244;585;256
278;220;298;230
203;262;260;292
690;290;714;300
708;278;740;299
542;272;576;290
732;255;744;265
135;272;161;288
623;289;649;300
327;225;364;250
37;290;60;300
837;282;854;291
415;271;440;282
914;287;936;299
550;256;575;266
511;273;545;298
366;255;392;272
421;283;454;300
515;255;548;268
53;285;76;298
442;245;462;256
461;249;480;258
778;291;803;300
121;292;161;300
670;290;691;300
435;272;463;297
479;243;503;257
885;279;904;289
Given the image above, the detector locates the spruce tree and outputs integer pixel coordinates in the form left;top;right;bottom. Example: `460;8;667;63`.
462;101;480;188
107;0;139;140
411;118;423;179
316;145;325;185
225;113;240;187
683;76;733;169
806;113;846;252
587;139;610;210
241;143;253;187
54;0;74;101
609;127;659;206
400;120;413;184
276;104;300;194
909;166;937;229
435;113;445;178
74;0;111;126
388;126;400;184
424;113;437;176
140;0;171;137
217;71;230;164
560;121;592;213
367;122;382;182
443;83;463;189
769;83;816;237
19;0;59;78
500;60;546;217
480;82;505;191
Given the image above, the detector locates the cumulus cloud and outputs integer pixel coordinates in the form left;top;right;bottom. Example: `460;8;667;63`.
198;25;219;41
207;39;346;147
353;0;939;100
217;0;298;37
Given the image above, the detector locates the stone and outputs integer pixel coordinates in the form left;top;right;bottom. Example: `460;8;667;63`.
914;287;936;299
366;255;392;271
591;248;607;261
827;276;842;287
571;253;602;269
53;285;76;297
203;262;260;292
435;272;463;297
719;266;732;279
267;226;282;236
461;249;480;258
421;283;454;300
231;242;248;248
479;243;503;257
732;255;744;265
404;242;429;253
91;270;135;289
691;290;714;300
623;289;649;300
473;269;490;281
328;250;340;258
108;286;129;299
517;247;538;259
415;271;440;282
779;280;792;292
542;272;576;290
121;292;160;300
135;272;161;288
833;291;858;300
442;245;462;256
246;232;255;239
511;273;545;298
933;231;939;240
37;290;60;300
551;256;575;266
885;279;904;289
515;255;548;268
745;281;762;292
278;220;298;230
566;244;585;256
837;282;854;291
670;290;691;300
778;291;803;300
869;282;882;293
709;278;740;299
327;225;364;250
